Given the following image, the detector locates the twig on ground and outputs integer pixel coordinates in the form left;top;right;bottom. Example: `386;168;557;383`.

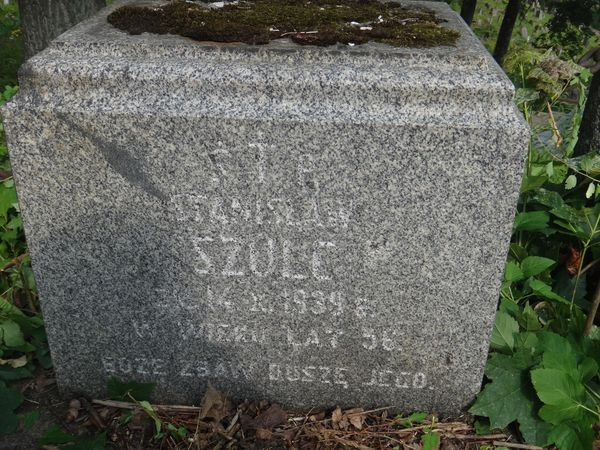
493;441;544;450
292;407;315;442
82;397;105;430
93;399;202;413
447;433;508;440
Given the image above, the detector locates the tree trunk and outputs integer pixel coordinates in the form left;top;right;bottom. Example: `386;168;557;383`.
493;0;521;66
460;0;477;26
575;70;600;156
18;0;105;58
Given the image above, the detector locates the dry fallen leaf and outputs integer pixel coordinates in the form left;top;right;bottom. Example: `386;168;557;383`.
65;408;79;423
566;245;581;275
331;407;343;428
255;428;273;440
281;429;295;444
198;383;230;422
98;407;111;420
338;415;350;430
65;399;82;422
69;399;81;410
35;374;55;391
245;404;287;430
309;411;325;422
345;408;365;430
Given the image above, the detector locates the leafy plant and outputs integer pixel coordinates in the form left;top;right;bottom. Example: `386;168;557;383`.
395;411;428;427
471;44;600;449
39;425;106;450
0;3;22;87
108;378;187;441
0;380;38;436
421;430;440;450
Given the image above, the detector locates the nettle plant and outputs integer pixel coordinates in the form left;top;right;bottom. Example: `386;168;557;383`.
470;48;600;448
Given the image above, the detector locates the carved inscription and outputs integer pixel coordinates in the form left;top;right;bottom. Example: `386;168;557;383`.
153;287;374;318
132;318;401;352
117;142;435;392
101;356;430;390
173;194;353;230
190;235;336;280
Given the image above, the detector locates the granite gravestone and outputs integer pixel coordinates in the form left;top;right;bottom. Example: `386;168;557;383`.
2;0;528;412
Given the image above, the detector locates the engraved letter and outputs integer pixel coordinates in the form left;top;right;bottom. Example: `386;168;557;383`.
249;238;275;277
312;241;335;281
222;236;244;277
193;236;214;275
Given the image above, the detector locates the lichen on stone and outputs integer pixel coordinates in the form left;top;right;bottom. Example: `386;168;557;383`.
107;0;460;48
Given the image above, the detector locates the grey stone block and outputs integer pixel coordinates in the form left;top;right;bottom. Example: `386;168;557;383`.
2;0;528;413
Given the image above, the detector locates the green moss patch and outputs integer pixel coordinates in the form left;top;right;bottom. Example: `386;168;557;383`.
107;0;460;47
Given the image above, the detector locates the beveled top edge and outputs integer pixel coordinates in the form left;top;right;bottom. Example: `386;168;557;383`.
45;0;497;70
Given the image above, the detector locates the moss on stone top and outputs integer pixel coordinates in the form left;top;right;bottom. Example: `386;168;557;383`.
107;0;460;48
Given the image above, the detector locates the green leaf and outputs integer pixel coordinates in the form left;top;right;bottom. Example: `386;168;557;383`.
0;384;23;436
0;410;17;436
421;431;440;450
509;243;528;261
0;182;17;221
578;358;598;383
513;211;550;232
577;152;600;176
504;261;524;283
586;182;595;199
473;419;491;435
548;163;568;184
39;426;106;450
565;174;577;190
0;365;33;382
469;353;535;430
107;378;155;401
542;350;578;373
534;190;580;224
514;87;540;107
529;279;570;304
490;311;519;353
538;332;578;358
21;410;39;430
517;405;553;447
0;384;23;411
549;423;595;450
0;320;25;348
139;400;162;435
519;304;542;332
40;426;75;445
520;256;555;278
554;271;587;305
520;175;547;193
406;411;427;424
499;298;520;317
531;368;587;424
515;331;540;348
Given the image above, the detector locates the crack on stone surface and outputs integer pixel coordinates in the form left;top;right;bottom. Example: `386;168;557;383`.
107;0;460;47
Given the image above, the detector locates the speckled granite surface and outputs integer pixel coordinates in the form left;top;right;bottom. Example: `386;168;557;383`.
2;0;528;413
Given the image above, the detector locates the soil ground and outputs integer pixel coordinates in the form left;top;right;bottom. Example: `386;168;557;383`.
0;369;522;450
